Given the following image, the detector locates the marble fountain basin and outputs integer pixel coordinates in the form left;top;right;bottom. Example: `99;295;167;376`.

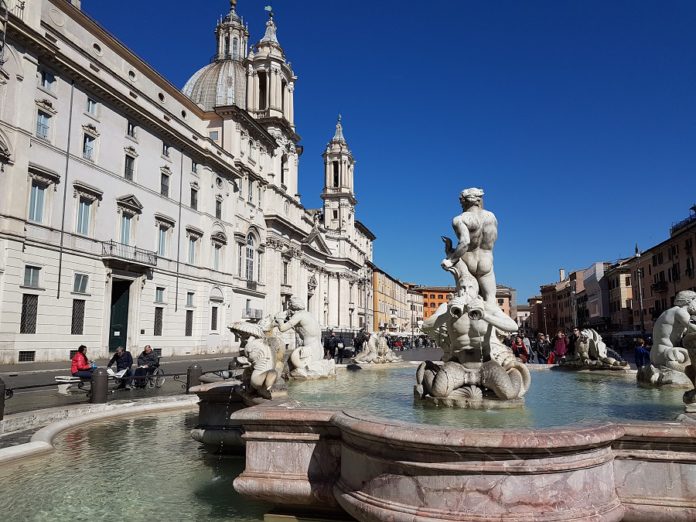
227;365;696;521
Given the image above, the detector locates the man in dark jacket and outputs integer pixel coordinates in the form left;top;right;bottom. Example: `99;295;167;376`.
107;346;133;389
323;332;338;360
133;345;158;388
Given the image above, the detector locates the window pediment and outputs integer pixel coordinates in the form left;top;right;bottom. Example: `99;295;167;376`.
82;123;99;137
211;231;227;245
35;98;57;115
186;225;203;238
124;145;138;158
116;194;143;215
154;213;176;228
28;163;61;186
73;180;103;202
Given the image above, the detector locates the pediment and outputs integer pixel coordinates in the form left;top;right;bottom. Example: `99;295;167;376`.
116;194;143;213
303;229;332;255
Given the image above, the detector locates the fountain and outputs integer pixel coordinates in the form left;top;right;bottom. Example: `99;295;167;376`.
557;328;630;371
352;327;402;365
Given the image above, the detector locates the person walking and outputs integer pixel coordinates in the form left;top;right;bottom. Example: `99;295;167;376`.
336;336;346;364
323;331;338;360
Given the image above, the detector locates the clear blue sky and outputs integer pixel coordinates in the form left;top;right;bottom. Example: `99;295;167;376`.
83;0;696;302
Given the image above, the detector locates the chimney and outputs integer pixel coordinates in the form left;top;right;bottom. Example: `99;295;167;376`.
559;268;566;281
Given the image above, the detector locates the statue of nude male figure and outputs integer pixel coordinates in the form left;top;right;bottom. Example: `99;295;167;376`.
441;187;498;304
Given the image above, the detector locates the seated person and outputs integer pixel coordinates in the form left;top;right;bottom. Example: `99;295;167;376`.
71;345;94;379
107;346;134;389
133;345;158;388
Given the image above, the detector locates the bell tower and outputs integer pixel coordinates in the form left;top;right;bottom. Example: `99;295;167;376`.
321;115;356;233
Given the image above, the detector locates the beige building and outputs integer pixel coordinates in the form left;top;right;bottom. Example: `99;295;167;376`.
605;258;634;331
0;1;374;362
371;265;410;334
627;207;696;334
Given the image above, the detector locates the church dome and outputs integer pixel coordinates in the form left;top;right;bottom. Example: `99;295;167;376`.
183;59;247;111
182;1;248;111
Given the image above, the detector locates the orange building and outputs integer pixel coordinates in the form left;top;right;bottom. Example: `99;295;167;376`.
418;286;455;320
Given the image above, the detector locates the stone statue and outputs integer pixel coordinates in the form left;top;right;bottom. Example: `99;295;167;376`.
417;275;530;404
559;329;628;370
441;187;498;304
230;321;278;399
275;295;336;380
638;290;696;388
353;328;402;364
416;189;531;407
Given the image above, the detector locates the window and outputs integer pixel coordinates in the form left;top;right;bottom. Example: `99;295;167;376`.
280;155;287;187
86;97;98;115
157;225;167;257
186;292;194;307
82;134;95;161
283;261;289;285
248;179;253;203
76;197;91;235
120;213;132;245
257;251;263;284
237;244;243;277
126;121;137;138
185;310;193;336
39;70;55;90
332;210;338;220
155;287;165;303
36;110;51;139
190;188;198;210
215;198;222;219
160;172;170;197
258;72;267;111
245;235;255;281
209;131;219;141
213;244;222;271
188;236;198;264
71;299;85;335
162;143;170;158
73;273;89;293
211;306;218;331
332;161;339;187
258;186;262;206
28;181;46;223
24;266;41;288
20;294;38;334
154;307;163;336
232;37;239;58
625;276;631;287
124;155;135;181
192;161;199;174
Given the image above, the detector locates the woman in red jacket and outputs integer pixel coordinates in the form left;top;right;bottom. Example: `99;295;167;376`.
71;345;94;379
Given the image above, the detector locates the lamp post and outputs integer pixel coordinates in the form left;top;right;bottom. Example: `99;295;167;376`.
637;267;646;337
543;305;548;335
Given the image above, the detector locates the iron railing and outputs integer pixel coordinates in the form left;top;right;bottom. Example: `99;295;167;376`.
102;241;157;266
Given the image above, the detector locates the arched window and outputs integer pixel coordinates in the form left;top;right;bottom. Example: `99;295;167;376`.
246;234;255;281
224;36;230;57
232;37;239;59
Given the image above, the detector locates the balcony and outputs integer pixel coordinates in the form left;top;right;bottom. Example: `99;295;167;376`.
242;308;263;320
101;241;157;267
651;281;668;293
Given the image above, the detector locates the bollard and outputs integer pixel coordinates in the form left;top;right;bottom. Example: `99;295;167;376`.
0;377;5;421
90;368;108;404
186;364;203;393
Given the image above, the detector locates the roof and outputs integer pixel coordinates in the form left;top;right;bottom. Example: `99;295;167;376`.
355;220;376;240
182;59;247;111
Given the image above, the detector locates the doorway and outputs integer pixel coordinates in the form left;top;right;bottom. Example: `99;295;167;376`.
109;280;131;351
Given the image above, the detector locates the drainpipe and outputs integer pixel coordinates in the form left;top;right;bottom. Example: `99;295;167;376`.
56;80;76;299
174;150;183;312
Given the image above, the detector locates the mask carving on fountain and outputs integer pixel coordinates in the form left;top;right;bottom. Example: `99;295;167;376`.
353;327;402;364
637;291;696;398
415;188;531;406
274;295;336;380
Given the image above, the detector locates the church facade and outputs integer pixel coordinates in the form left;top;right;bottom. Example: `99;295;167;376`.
0;0;374;363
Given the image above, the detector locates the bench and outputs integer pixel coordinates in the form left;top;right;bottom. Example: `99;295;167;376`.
55;376;89;395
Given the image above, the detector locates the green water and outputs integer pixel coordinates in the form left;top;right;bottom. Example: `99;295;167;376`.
0;412;269;521
289;366;686;428
0;368;687;520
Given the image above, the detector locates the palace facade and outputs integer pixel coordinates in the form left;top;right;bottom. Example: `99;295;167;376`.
0;0;374;362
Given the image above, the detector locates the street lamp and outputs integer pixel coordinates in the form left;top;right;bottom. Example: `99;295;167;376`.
543;305;548;335
637;267;645;337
